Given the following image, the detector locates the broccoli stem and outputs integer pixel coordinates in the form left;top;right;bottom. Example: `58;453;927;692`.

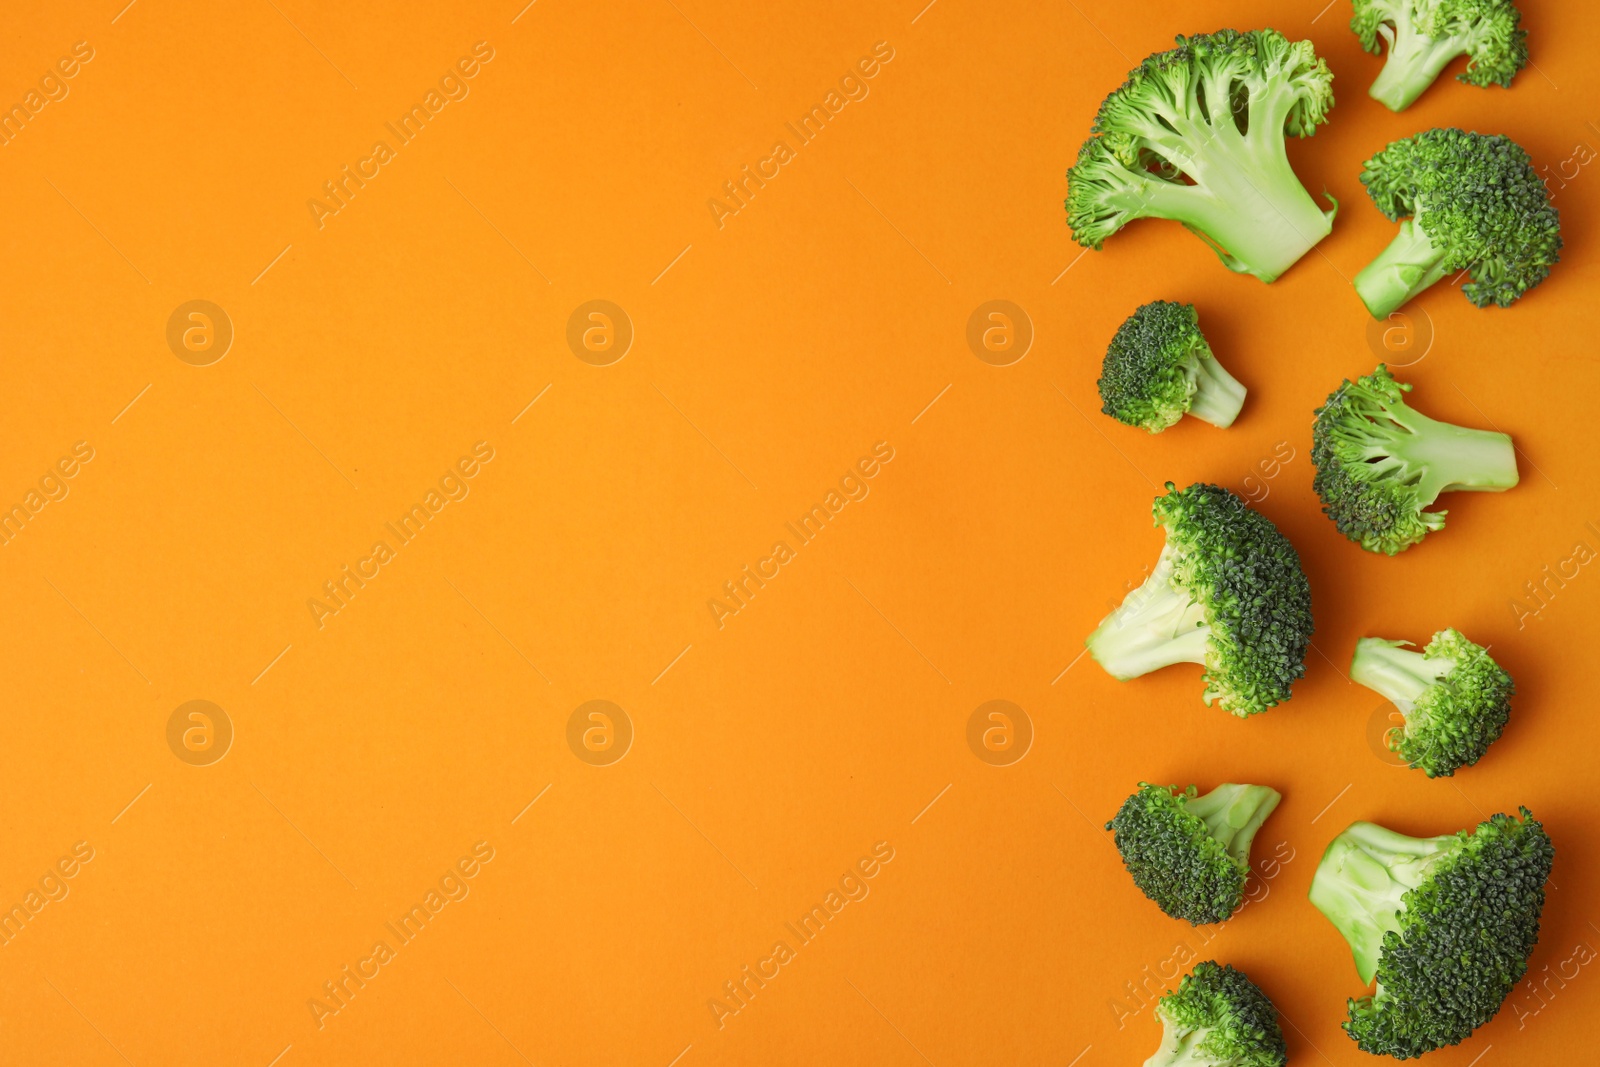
1186;356;1246;429
1368;29;1465;111
1309;822;1457;984
1186;784;1281;865
1086;544;1210;680
1374;397;1520;500
1172;128;1336;283
1350;638;1444;713
1354;218;1451;318
1144;1021;1216;1067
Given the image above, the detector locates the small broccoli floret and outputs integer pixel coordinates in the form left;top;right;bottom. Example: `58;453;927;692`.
1087;482;1313;716
1145;961;1288;1067
1352;0;1529;111
1310;810;1553;1058
1351;629;1514;776
1065;30;1336;283
1353;129;1561;317
1099;301;1246;433
1312;364;1519;555
1107;783;1282;925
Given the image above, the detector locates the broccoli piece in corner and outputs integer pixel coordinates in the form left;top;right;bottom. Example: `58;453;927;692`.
1144;960;1287;1067
1353;0;1529;111
1099;301;1246;433
1352;629;1514;777
1354;129;1561;318
1107;783;1281;925
1065;29;1336;284
1087;482;1313;717
1310;809;1553;1058
1312;364;1519;555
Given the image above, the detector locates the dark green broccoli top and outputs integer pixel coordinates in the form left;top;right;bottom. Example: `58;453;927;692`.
1098;301;1211;432
1153;961;1288;1067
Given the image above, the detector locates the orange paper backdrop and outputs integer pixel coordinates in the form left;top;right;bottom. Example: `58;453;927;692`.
0;0;1594;1064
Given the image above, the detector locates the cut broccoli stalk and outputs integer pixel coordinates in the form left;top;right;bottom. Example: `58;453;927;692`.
1188;356;1248;429
1088;544;1210;680
1309;822;1457;984
1185;784;1281;866
1367;30;1468;111
1363;400;1519;500
1353;218;1451;319
1350;638;1440;712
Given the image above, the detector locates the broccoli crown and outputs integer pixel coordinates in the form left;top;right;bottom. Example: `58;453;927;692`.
1352;629;1514;776
1352;0;1528;102
1106;783;1281;924
1098;301;1246;433
1155;483;1313;713
1065;30;1335;283
1310;811;1553;1058
1360;128;1560;308
1311;364;1519;554
1147;961;1288;1067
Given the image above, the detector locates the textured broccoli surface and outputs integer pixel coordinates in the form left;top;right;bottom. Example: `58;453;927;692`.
1107;783;1281;925
1310;810;1553;1058
1353;0;1529;111
1145;961;1288;1067
1312;364;1518;554
1087;482;1313;716
1351;629;1514;776
1099;301;1246;433
1065;30;1336;283
1354;129;1561;317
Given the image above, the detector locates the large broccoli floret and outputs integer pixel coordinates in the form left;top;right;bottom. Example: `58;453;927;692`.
1351;629;1514;776
1352;0;1529;111
1354;129;1561;318
1065;29;1336;283
1144;961;1288;1067
1087;482;1312;716
1312;364;1518;555
1099;301;1246;433
1310;810;1553;1058
1107;783;1281;925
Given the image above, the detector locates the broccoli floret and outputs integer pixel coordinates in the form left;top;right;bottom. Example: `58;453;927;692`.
1099;301;1246;433
1145;961;1288;1067
1353;129;1561;317
1312;364;1518;555
1351;629;1514;776
1087;482;1313;716
1309;810;1553;1058
1065;29;1336;283
1353;0;1529;111
1107;783;1281;924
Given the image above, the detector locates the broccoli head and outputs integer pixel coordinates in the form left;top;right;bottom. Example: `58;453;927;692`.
1354;129;1561;317
1065;29;1336;283
1107;783;1281;925
1353;0;1529;111
1310;810;1553;1058
1312;364;1519;555
1099;301;1247;433
1352;629;1514;776
1087;482;1312;716
1144;961;1288;1067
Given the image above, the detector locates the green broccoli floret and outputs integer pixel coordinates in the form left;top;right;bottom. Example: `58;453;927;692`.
1144;961;1288;1067
1310;810;1553;1058
1351;629;1514;777
1354;129;1561;318
1065;29;1336;283
1087;482;1313;716
1099;301;1246;433
1353;0;1529;111
1312;364;1518;555
1107;783;1281;925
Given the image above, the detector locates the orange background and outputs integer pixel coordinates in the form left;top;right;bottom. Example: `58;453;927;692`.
0;0;1595;1063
